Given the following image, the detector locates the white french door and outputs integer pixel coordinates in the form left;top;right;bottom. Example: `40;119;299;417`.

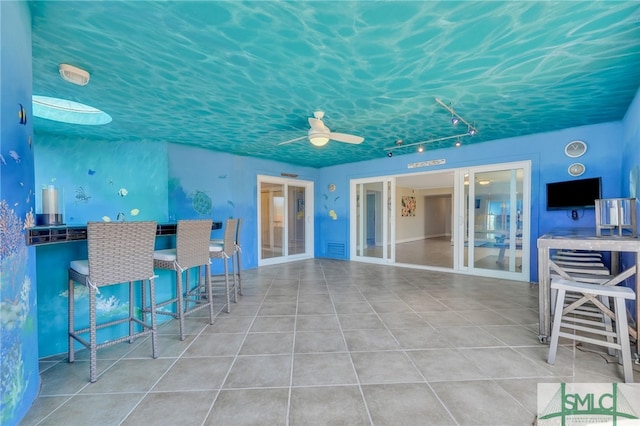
350;177;395;264
258;175;313;266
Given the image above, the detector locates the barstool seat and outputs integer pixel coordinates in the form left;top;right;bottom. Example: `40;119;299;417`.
547;278;636;383
153;219;214;341
68;221;158;383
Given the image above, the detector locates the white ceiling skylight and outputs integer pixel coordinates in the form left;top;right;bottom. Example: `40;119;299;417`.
32;95;112;125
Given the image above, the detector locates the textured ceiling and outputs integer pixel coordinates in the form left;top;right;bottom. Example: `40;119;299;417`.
29;1;640;168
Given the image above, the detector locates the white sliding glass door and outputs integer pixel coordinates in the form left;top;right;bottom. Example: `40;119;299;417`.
457;161;530;281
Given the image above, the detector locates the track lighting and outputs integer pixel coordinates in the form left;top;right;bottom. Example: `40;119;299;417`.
436;97;478;137
380;98;478;154
383;133;467;152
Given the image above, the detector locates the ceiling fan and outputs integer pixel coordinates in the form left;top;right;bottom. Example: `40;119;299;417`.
277;111;364;147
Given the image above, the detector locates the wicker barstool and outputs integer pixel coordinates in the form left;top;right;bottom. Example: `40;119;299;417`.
210;217;243;296
209;218;239;313
153;219;214;341
68;221;158;383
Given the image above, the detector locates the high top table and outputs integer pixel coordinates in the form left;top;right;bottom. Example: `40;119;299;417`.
537;228;640;356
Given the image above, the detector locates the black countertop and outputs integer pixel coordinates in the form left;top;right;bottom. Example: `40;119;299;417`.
26;221;223;246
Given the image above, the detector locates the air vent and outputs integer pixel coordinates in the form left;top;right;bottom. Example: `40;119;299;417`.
326;242;346;259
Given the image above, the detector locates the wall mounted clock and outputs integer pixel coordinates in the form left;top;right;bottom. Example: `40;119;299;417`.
568;163;585;177
564;140;587;158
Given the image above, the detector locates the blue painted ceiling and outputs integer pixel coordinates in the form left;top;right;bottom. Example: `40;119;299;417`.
29;1;640;168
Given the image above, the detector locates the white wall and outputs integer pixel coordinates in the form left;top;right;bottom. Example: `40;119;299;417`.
396;186;453;243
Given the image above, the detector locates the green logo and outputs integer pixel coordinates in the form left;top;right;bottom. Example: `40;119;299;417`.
538;383;639;425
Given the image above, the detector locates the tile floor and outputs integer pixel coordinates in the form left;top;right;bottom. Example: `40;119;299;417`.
20;259;639;425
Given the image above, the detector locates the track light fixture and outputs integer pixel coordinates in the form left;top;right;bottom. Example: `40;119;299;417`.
381;98;477;155
436;98;477;136
382;133;468;152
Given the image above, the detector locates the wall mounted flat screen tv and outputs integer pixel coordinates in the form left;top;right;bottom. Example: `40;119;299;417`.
546;177;602;210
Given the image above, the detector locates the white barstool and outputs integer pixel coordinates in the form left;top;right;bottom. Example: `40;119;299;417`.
68;221;158;382
547;278;636;383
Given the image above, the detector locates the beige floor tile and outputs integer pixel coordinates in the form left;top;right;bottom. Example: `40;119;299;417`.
289;386;370;425
27;259;599;426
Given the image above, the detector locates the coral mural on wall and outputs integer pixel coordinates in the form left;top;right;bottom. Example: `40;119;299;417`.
0;201;32;423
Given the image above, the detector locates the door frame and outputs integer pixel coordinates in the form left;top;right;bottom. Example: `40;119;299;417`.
257;175;314;266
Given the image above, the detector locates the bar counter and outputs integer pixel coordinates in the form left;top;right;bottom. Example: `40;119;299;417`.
26;221;223;246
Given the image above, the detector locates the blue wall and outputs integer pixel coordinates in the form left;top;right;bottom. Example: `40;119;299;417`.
32;136;169;357
0;2;40;425
167;144;320;270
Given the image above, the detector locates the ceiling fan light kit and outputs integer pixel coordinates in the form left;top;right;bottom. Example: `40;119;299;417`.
277;111;364;147
309;133;330;147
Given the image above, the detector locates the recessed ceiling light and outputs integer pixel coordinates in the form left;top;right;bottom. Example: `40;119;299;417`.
32;95;112;125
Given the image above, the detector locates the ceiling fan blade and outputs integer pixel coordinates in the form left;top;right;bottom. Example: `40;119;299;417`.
330;132;364;144
277;135;307;145
308;117;328;132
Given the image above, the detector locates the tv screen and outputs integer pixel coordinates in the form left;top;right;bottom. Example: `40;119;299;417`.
546;177;602;210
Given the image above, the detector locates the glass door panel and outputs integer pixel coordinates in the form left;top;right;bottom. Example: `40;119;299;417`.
352;178;394;263
260;182;284;260
463;162;529;281
288;185;306;255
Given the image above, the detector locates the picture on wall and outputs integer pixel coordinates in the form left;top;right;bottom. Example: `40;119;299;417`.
401;196;416;217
